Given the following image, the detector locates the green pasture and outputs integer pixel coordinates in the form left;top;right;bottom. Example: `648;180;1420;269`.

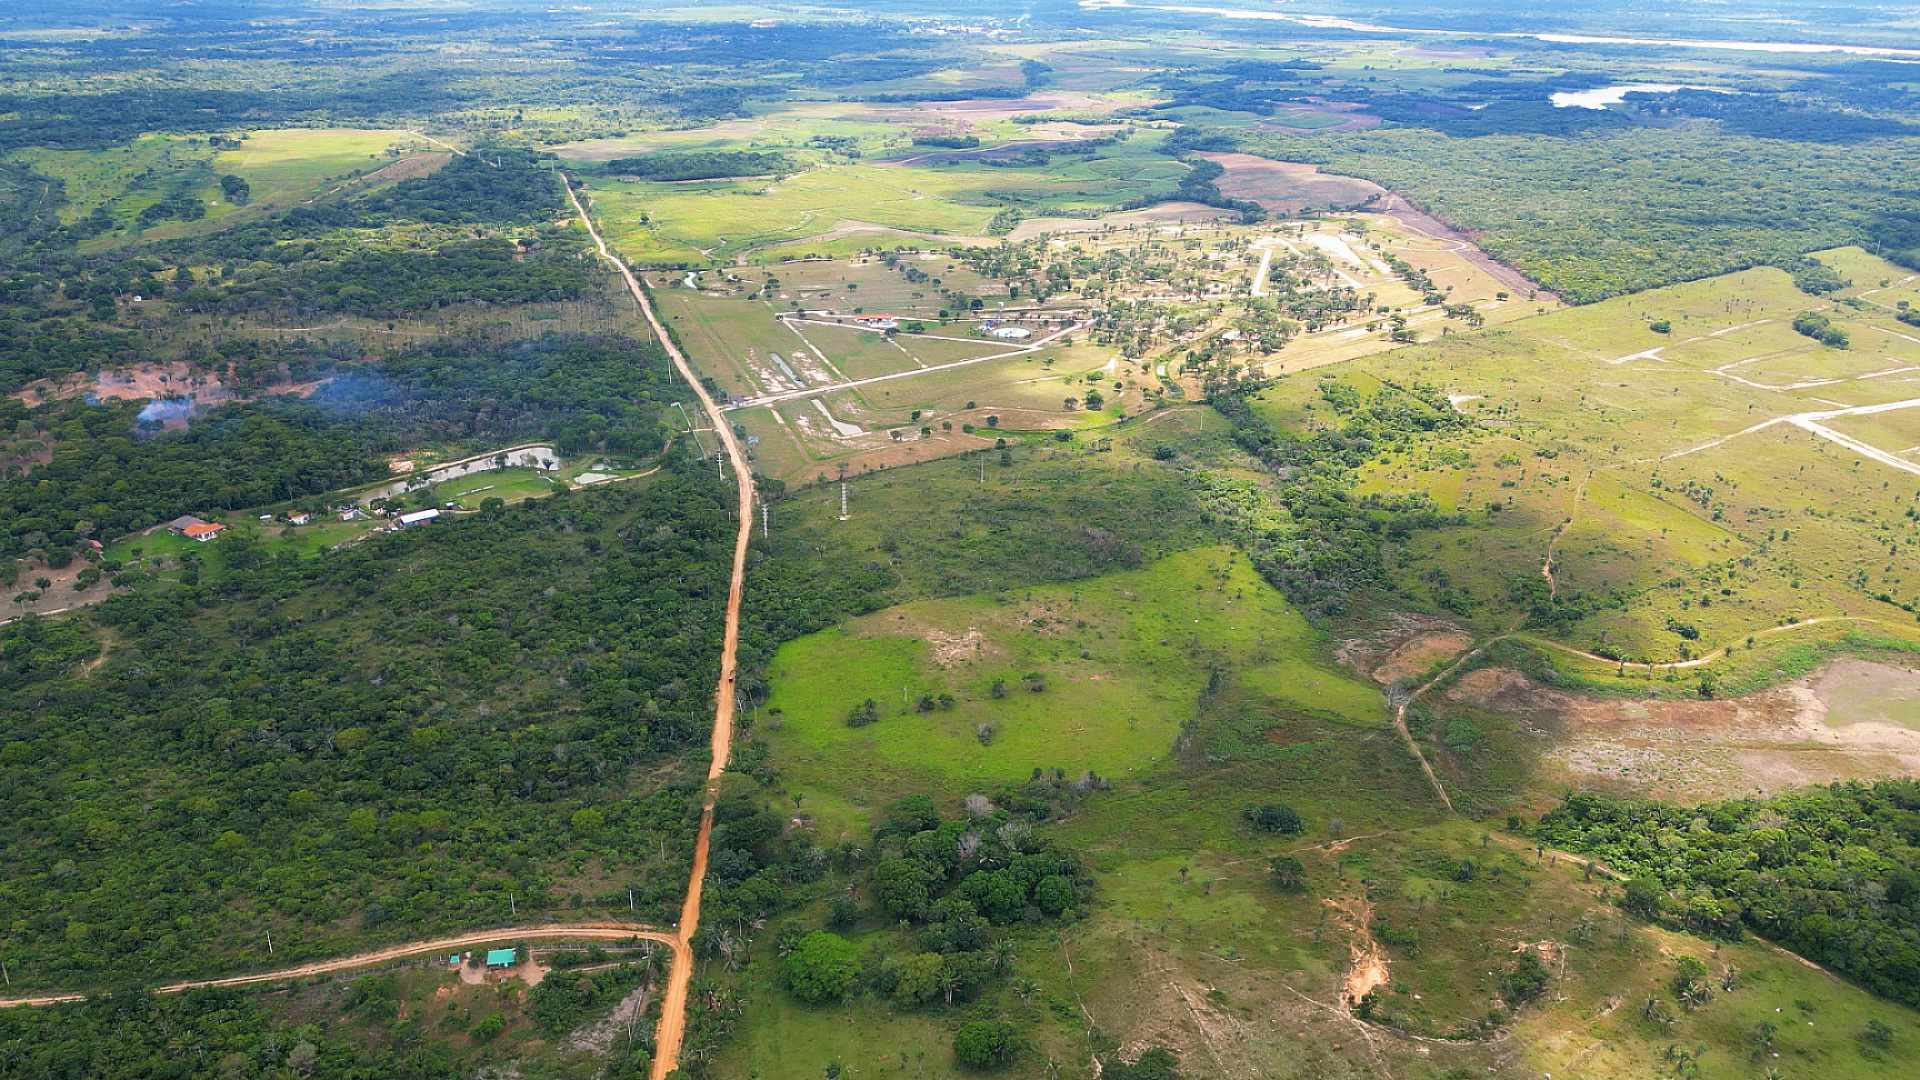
759;546;1386;838
214;127;418;204
1255;250;1920;660
16;127;419;242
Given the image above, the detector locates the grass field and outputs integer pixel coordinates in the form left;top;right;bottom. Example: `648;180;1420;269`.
15;128;426;244
723;456;1920;1079
587;165;1005;264
1257;248;1920;666
579;124;1191;265
760;546;1384;834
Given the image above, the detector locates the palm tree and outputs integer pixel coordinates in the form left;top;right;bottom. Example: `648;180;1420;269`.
992;940;1016;975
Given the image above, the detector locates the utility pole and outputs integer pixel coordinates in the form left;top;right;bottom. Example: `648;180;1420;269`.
839;480;849;521
761;504;769;539
266;931;273;956
510;892;516;918
629;889;635;914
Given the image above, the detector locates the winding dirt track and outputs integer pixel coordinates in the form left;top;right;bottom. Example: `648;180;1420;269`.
562;173;755;1080
0;924;674;1008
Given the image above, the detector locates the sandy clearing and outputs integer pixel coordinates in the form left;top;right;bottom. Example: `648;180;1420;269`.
1448;660;1920;801
1371;630;1476;685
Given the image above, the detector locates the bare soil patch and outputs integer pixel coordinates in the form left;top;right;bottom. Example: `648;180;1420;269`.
1335;611;1469;684
801;219;995;247
1448;662;1920;801
12;361;330;409
1375;631;1475;685
362;151;450;185
925;626;987;667
1194;153;1386;214
887;139;1082;166
1254;101;1383;134
1371;190;1558;302
1326;895;1390;1007
1004;202;1233;241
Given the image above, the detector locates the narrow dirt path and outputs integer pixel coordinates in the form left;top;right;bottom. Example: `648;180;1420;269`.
1542;472;1588;602
1521;614;1893;672
561;173;755;1080
0;924;673;1008
1388;643;1486;814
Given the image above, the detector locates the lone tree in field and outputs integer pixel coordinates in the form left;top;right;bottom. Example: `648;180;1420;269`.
781;931;860;1004
1269;855;1306;893
1243;803;1304;835
953;1019;1021;1069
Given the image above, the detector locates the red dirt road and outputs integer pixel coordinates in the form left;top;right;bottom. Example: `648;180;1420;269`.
2;180;758;1080
563;174;755;1080
0;923;674;1008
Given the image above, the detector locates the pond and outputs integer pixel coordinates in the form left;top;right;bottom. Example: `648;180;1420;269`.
1549;83;1727;109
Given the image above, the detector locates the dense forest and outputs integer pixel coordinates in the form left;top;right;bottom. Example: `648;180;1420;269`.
0;333;678;563
0;150;583;398
0;988;462;1079
0;465;735;988
200;239;591;319
1536;782;1920;1006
